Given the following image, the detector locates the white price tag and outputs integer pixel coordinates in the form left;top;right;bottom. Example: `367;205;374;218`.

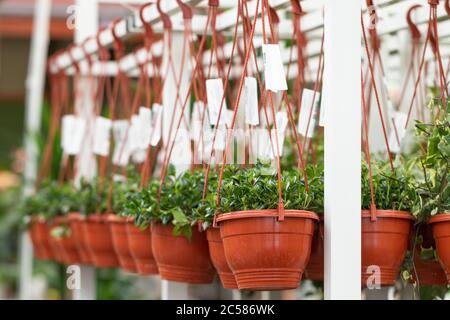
112;120;131;166
270;111;288;159
244;77;259;125
93;116;112;156
206;79;227;126
150;103;163;147
61;115;86;155
388;111;407;153
262;44;288;92
298;89;320;138
138;107;152;148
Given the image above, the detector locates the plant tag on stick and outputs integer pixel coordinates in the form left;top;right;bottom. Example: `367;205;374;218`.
262;44;288;92
112;119;131;166
298;89;320;138
138;106;152;148
214;125;227;151
190;101;206;142
206;79;227;126
61;114;86;155
244;77;259;125
128;115;141;152
388;111;407;153
93;116;112;156
150;103;163;147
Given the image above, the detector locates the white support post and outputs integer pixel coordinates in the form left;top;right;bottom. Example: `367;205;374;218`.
323;0;361;299
72;0;99;300
19;0;53;300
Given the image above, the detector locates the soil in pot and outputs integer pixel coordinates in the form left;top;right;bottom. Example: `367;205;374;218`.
84;214;119;268
429;214;450;284
107;214;137;273
206;228;238;289
29;219;54;260
361;210;414;287
51;217;82;265
411;223;447;286
152;223;215;284
68;212;93;264
126;222;158;275
217;209;318;291
304;218;324;281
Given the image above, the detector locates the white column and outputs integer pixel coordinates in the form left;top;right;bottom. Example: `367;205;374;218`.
19;0;53;300
323;0;361;299
72;0;99;300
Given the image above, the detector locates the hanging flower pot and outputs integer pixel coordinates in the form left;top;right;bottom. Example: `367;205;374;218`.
206;227;238;289
151;223;215;284
84;214;119;268
361;209;414;287
50;216;81;265
107;214;137;273
429;214;450;284
410;223;447;286
305;217;324;281
67;212;93;264
217;209;318;290
126;222;158;275
29;218;54;261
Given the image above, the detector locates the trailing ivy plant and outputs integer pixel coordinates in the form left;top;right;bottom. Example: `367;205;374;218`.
414;98;449;218
361;159;420;213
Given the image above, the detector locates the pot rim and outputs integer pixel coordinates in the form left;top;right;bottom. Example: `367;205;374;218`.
361;209;414;220
86;213;110;223
429;213;450;224
106;213;130;223
216;209;319;224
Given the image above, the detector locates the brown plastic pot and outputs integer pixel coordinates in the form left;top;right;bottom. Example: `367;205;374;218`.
206;228;238;289
361;210;414;287
429;214;450;284
29;218;54;260
217;209;319;291
151;223;215;284
51;216;82;265
126;222;158;275
305;217;324;281
107;214;137;273
67;212;93;264
84;214;119;268
411;223;447;286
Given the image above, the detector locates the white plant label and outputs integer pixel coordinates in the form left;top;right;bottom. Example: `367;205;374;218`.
260;107;274;128
138;106;152;148
112;119;131;166
319;80;327;127
128;115;141;152
262;44;288;92
61;115;86;155
298;89;320;138
214;125;227;151
388;111;407;153
150;103;163;147
93;116;112;156
244;77;259;125
270;111;288;159
190;101;205;142
206;78;227;126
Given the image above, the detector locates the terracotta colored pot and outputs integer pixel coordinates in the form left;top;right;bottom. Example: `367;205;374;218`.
206;228;238;289
126;222;158;275
429;214;450;284
361;210;414;287
47;220;65;263
411;223;447;286
107;214;137;273
305;218;324;281
84;214;119;268
50;217;82;265
67;212;93;264
29;219;54;260
217;210;319;291
151;223;215;284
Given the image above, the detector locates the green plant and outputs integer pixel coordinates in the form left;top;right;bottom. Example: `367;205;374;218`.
78;178;107;216
414;99;449;218
361;159;420;213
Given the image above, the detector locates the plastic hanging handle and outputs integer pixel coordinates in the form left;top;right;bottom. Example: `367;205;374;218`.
446;0;450;15
139;3;155;43
156;0;173;30
176;0;193;20
428;0;439;6
406;5;423;40
290;0;303;16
